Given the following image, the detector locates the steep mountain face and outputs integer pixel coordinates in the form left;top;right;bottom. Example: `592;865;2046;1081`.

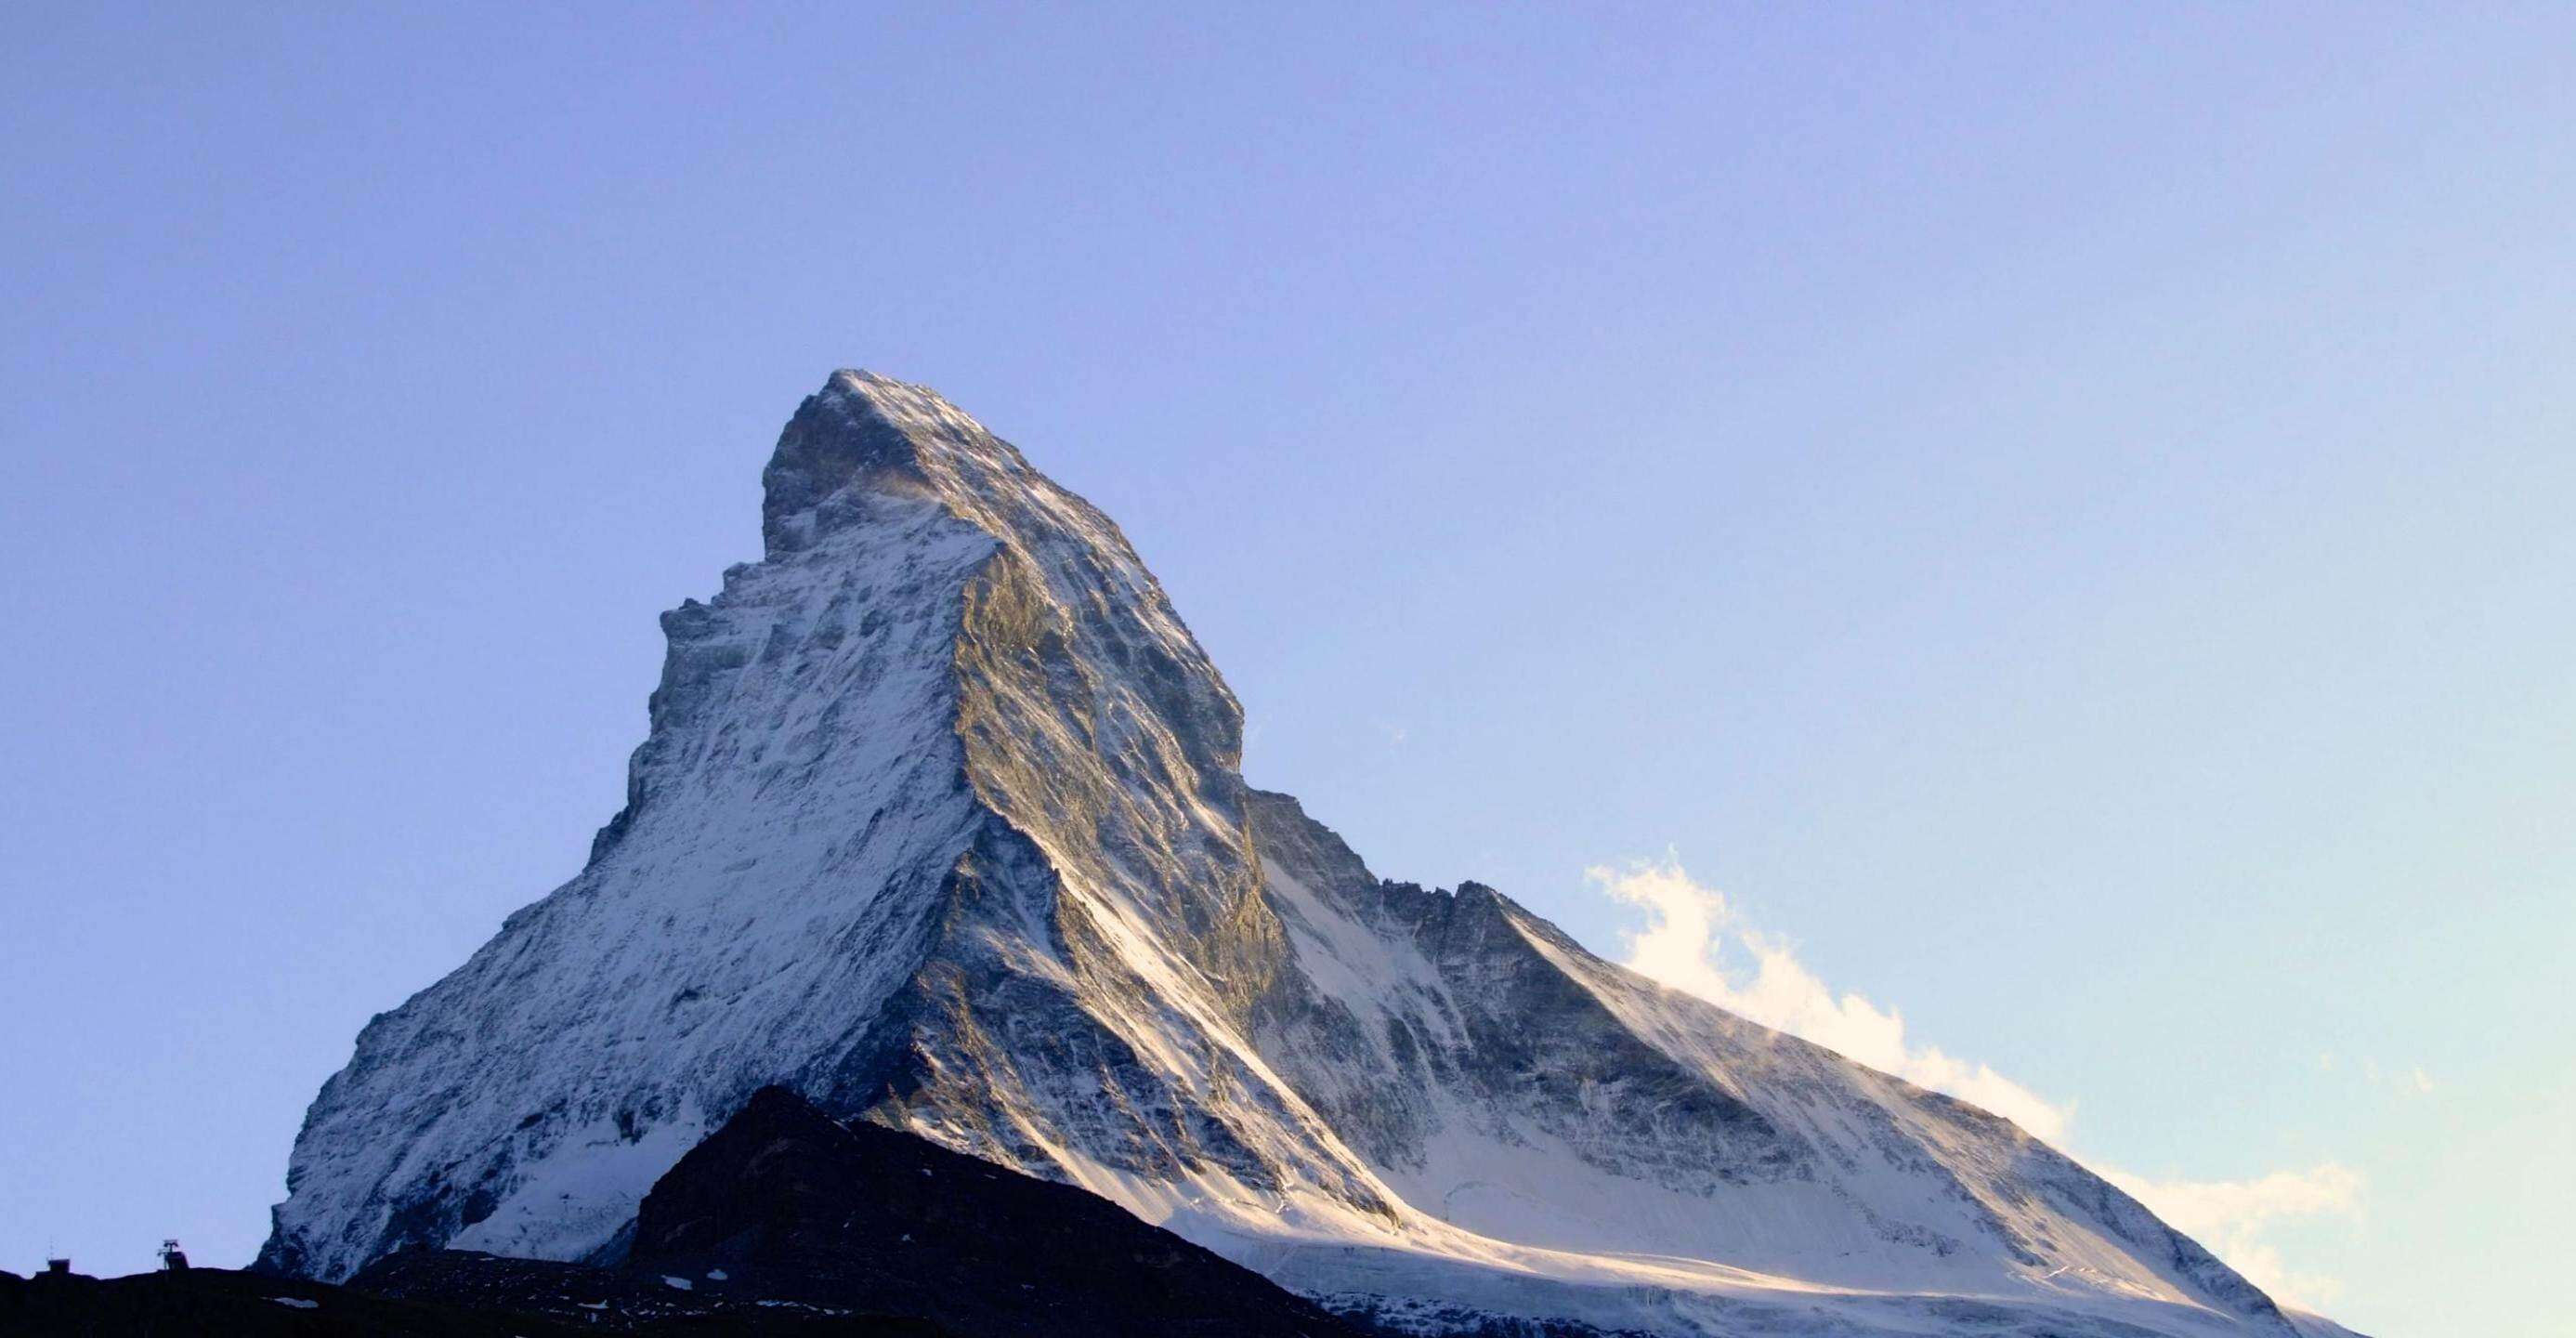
263;372;2354;1338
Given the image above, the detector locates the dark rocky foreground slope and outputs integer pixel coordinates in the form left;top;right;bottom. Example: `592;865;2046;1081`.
8;1088;1353;1336
4;1263;945;1337
1;1266;592;1338
638;1085;1354;1334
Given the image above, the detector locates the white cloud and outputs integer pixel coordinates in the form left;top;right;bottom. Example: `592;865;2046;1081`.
2099;1164;2362;1309
1588;853;2362;1312
1591;855;2072;1140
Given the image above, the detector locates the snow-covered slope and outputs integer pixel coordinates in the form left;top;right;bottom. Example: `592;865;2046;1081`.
262;372;2359;1338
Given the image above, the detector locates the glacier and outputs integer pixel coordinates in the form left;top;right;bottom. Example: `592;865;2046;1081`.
260;371;2360;1338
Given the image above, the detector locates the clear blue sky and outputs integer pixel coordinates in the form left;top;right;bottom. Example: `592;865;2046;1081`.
4;6;2568;1333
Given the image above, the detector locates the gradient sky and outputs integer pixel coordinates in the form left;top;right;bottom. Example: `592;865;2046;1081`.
5;6;2569;1334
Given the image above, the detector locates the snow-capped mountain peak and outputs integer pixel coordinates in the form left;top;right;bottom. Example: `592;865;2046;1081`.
262;373;2359;1338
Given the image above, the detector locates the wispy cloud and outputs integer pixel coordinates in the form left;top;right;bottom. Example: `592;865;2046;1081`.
1592;855;2072;1140
2100;1164;2362;1308
1588;853;2361;1311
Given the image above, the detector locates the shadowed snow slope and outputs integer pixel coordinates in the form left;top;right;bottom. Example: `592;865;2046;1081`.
261;372;2362;1338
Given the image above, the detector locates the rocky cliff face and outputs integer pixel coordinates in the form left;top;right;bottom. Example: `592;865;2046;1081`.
262;372;2354;1338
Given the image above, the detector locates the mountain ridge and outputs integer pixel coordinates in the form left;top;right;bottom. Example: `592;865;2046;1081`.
262;371;2358;1338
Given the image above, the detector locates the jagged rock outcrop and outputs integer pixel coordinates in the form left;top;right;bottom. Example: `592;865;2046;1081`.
261;372;2358;1338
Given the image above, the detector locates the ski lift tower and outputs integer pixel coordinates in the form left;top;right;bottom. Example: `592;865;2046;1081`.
157;1239;189;1271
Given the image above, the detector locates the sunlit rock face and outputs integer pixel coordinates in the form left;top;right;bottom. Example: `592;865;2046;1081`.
262;373;2352;1338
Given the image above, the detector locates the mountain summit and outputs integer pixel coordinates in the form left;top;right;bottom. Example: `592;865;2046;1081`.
263;372;2355;1338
